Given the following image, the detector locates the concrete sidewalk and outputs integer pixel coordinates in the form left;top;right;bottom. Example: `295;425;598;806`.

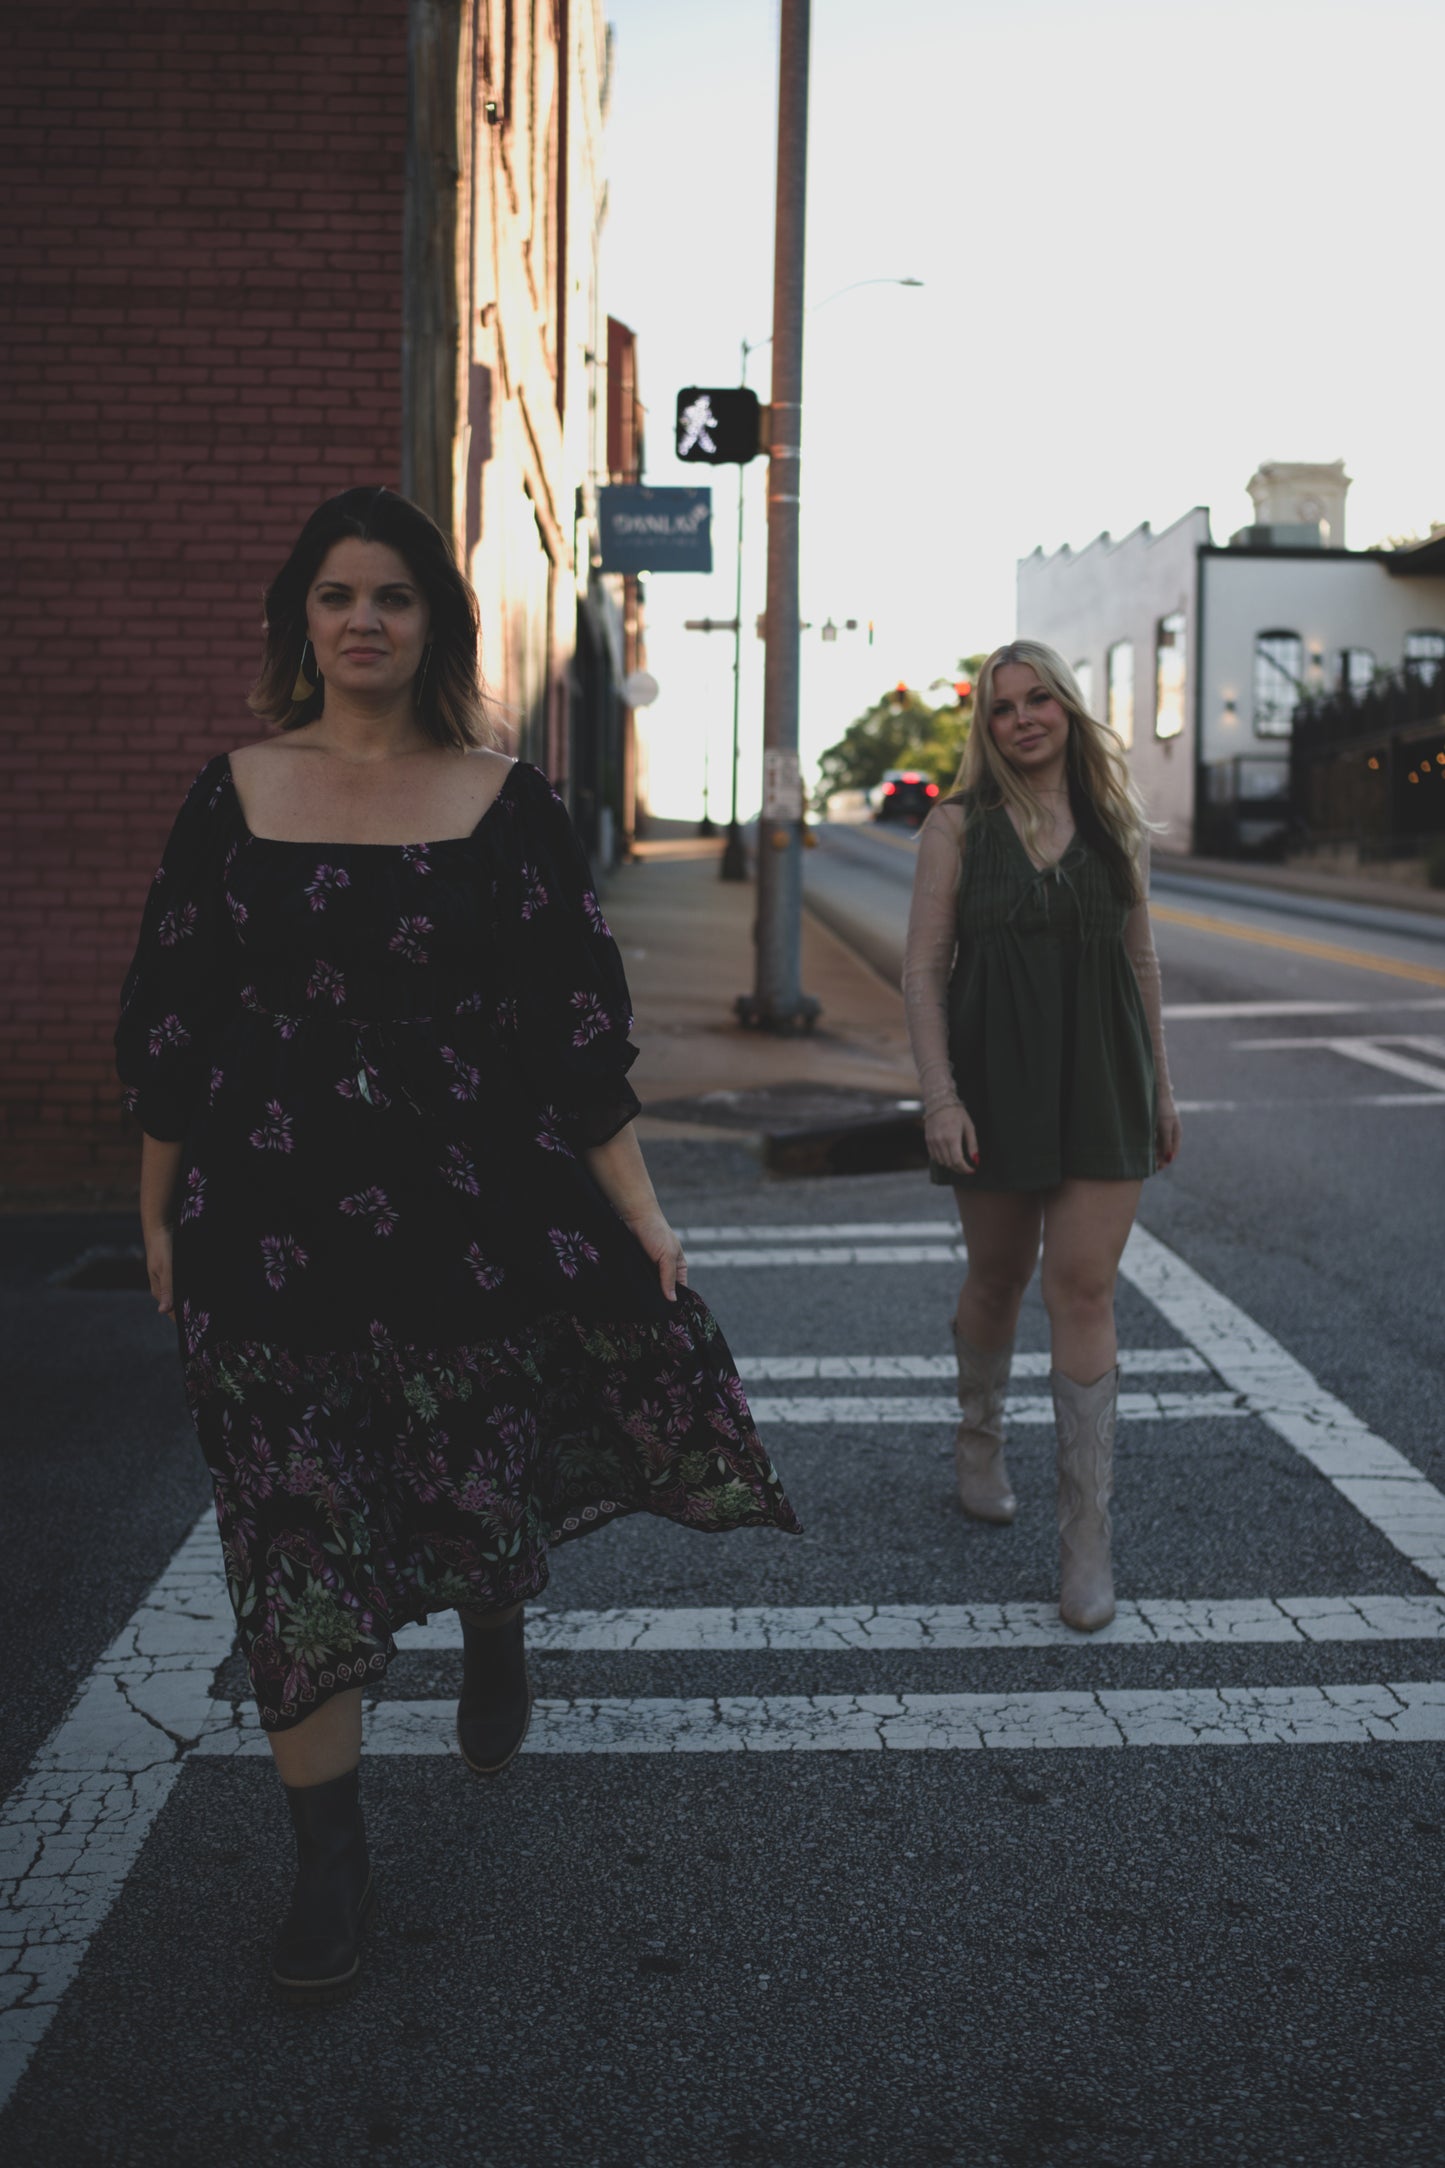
604;837;921;1169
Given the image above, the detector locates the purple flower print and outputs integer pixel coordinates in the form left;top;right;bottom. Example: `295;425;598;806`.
455;991;484;1015
306;961;346;1007
305;864;351;912
147;1013;191;1059
549;1227;600;1279
248;1100;295;1153
518;863;549;920
226;891;249;929
494;996;518;1038
179;1167;207;1222
389;914;434;964
440;1145;481;1196
335;1058;390;1109
568;990;611;1048
339;1187;400;1237
581;889;611;939
534;1109;574;1158
464;1243;506;1291
209;1066;225;1106
439;1046;482;1102
260;1234;309;1291
121;1084;139;1115
401;845;432;875
158;902;199;948
180;1300;210;1354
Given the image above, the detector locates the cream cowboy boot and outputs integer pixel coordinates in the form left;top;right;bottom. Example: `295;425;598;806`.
950;1325;1017;1524
1052;1366;1118;1631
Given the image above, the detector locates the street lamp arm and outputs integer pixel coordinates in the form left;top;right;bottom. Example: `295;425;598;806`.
742;275;923;371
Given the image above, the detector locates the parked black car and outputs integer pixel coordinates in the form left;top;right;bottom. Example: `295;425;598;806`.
871;770;939;826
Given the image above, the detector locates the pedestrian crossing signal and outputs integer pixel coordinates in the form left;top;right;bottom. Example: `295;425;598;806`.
675;386;762;465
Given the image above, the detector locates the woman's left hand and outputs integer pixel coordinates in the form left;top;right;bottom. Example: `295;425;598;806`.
1157;1101;1182;1168
623;1208;689;1302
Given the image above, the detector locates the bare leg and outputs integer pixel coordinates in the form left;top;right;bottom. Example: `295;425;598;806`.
1038;1178;1142;1382
954;1189;1044;1349
267;1686;364;1789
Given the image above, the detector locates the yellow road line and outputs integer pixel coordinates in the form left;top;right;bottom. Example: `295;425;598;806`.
1152;903;1445;989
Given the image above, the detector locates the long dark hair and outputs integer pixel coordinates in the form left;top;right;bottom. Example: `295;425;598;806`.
248;486;489;748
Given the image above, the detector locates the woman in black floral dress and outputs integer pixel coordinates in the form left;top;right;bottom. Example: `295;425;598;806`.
117;487;799;2002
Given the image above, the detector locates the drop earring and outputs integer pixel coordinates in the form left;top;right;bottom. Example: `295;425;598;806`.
291;638;317;704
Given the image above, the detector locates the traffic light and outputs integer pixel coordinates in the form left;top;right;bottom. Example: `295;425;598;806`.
675;387;762;465
954;677;973;702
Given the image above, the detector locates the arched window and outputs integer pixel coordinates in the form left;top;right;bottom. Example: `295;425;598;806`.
1072;659;1094;711
1404;630;1445;689
1334;648;1375;700
1155;613;1186;740
1253;630;1303;738
1107;641;1134;749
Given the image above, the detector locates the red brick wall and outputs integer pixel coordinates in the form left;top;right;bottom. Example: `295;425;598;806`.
0;2;407;1191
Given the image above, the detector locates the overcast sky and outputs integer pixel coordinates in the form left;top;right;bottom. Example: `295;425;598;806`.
599;0;1445;817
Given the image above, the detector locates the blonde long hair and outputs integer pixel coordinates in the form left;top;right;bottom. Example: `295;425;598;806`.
950;639;1150;904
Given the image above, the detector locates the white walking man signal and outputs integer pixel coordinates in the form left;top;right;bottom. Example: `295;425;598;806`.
677;393;719;458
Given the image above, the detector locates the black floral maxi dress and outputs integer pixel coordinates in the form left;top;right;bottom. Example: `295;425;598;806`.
117;756;800;1731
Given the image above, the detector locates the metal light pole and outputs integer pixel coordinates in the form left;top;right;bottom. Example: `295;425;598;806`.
721;279;920;887
739;0;815;1029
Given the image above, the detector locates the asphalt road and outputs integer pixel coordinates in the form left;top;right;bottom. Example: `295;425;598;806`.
3;833;1444;2168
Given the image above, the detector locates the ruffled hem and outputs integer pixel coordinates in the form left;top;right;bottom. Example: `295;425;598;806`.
186;1293;800;1731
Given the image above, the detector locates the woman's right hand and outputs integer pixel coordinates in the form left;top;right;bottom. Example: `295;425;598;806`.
924;1101;979;1176
144;1222;175;1318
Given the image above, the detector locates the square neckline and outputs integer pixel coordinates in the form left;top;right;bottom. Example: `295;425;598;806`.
222;752;523;849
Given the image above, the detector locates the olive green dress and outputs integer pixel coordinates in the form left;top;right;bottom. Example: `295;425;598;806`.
931;800;1156;1191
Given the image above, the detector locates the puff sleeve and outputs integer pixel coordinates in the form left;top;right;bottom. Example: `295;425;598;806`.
498;765;642;1147
115;756;236;1142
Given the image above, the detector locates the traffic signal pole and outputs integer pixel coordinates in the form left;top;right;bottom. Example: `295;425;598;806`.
740;0;819;1031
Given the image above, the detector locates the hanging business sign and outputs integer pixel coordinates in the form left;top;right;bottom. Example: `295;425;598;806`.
597;485;712;575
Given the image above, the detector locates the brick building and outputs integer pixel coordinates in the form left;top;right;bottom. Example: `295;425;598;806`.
0;0;643;1192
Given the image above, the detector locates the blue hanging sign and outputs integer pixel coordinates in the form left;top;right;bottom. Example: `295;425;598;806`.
598;485;712;575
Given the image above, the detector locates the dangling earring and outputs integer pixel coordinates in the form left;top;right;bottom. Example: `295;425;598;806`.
291;638;317;704
415;643;434;707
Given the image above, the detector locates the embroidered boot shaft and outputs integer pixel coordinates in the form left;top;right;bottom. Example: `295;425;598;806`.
1052;1366;1118;1631
950;1325;1018;1524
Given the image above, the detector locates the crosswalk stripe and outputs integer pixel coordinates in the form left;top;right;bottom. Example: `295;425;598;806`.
392;1593;1445;1653
736;1348;1208;1379
690;1244;964;1267
1121;1224;1445;1585
744;1390;1247;1425
192;1682;1445;1756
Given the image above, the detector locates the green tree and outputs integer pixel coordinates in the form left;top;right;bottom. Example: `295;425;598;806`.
814;659;986;811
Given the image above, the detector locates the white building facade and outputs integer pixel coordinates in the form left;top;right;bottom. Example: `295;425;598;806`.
1016;464;1445;852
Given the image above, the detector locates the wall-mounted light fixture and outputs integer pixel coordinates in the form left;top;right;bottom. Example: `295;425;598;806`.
1222;694;1239;726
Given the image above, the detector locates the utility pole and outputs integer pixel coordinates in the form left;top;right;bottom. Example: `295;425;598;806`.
739;0;818;1029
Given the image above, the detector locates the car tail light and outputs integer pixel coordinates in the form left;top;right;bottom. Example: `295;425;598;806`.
883;781;896;794
926;783;939;796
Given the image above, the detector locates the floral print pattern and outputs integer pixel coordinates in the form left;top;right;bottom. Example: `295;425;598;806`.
115;757;800;1731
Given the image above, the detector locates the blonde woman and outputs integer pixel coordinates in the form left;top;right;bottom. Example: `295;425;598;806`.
902;640;1180;1630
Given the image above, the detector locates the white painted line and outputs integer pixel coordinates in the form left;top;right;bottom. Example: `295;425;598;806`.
744;1391;1247;1426
1166;1000;1394;1020
690;1244;966;1268
1121;1224;1445;1587
193;1683;1445;1756
736;1348;1208;1381
676;1221;955;1244
1237;1037;1445;1092
391;1592;1445;1653
0;1509;231;2110
1173;1095;1445;1111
